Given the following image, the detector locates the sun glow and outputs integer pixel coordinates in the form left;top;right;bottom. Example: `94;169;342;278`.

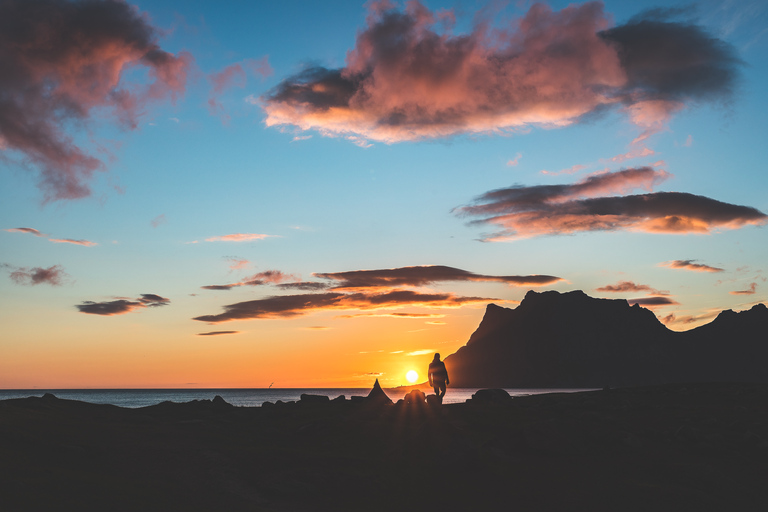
406;370;419;383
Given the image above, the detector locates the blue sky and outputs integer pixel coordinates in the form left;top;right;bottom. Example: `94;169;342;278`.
1;0;766;388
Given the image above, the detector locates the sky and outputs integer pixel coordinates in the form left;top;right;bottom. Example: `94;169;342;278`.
1;0;766;389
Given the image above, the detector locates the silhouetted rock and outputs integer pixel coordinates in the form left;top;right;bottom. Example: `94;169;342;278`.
403;389;426;404
42;393;57;401
300;394;330;404
331;395;346;402
468;389;512;405
365;379;393;405
445;290;768;388
211;395;231;408
425;394;442;407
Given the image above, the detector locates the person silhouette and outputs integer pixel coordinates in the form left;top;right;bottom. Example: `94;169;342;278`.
428;353;449;403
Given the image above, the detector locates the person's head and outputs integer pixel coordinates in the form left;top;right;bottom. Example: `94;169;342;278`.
433;353;440;361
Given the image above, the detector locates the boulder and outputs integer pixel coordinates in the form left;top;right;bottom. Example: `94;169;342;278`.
468;388;512;405
300;394;331;405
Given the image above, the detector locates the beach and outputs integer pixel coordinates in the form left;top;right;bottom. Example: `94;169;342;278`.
2;382;767;511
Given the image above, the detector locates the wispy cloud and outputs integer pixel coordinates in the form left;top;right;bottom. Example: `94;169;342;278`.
151;214;167;228
455;167;766;240
263;2;740;145
730;282;757;295
596;281;668;295
197;331;240;336
507;153;522;167
205;233;273;242
48;238;97;247
609;146;655;163
660;260;725;273
4;227;47;237
5;264;68;286
202;270;300;291
405;349;434;357
77;294;170;316
0;0;192;201
207;57;272;123
314;265;562;290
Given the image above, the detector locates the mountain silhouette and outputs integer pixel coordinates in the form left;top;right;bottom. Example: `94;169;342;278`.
444;290;768;388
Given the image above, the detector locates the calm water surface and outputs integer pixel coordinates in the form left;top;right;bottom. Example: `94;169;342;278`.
0;388;594;408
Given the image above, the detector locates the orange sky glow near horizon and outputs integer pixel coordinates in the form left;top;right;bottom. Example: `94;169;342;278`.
1;0;767;389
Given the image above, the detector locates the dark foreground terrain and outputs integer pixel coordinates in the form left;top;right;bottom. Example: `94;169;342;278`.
2;383;768;511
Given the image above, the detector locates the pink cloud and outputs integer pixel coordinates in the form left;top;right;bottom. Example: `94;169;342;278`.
455;167;766;240
263;2;739;144
541;164;587;176
48;238;97;247
660;260;725;273
507;153;522;167
610;146;655;163
596;281;668;295
227;258;251;270
205;233;273;242
0;0;192;202
4;227;47;237
730;282;757;295
208;57;272;122
202;270;300;291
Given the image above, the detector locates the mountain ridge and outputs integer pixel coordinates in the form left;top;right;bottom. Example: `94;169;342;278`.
444;290;768;388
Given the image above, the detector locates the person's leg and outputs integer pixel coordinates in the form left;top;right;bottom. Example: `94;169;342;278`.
438;381;446;400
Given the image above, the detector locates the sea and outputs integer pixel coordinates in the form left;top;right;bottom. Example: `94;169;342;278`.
0;388;592;408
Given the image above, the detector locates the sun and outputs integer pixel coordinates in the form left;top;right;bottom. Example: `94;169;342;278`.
406;370;419;383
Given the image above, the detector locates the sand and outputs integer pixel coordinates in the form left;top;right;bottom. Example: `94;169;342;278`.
1;383;767;511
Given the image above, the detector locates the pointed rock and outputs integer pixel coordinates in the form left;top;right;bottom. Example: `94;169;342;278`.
365;379;393;405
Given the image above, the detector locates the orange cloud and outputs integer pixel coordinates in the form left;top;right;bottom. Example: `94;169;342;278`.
456;168;766;240
660;260;725;273
193;289;492;323
77;294;170;316
263;2;739;144
730;282;757;295
0;0;192;201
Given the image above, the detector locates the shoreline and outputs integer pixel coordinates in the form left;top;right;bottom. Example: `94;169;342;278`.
2;382;767;511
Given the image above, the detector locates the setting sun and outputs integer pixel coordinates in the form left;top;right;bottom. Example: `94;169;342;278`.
405;370;419;383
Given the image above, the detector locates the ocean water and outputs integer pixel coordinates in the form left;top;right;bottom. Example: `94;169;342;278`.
0;387;593;408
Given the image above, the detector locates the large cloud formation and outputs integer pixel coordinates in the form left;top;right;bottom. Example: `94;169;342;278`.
454;167;767;240
193;290;491;323
195;264;558;323
262;1;740;144
314;265;561;290
77;293;170;316
0;0;191;201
